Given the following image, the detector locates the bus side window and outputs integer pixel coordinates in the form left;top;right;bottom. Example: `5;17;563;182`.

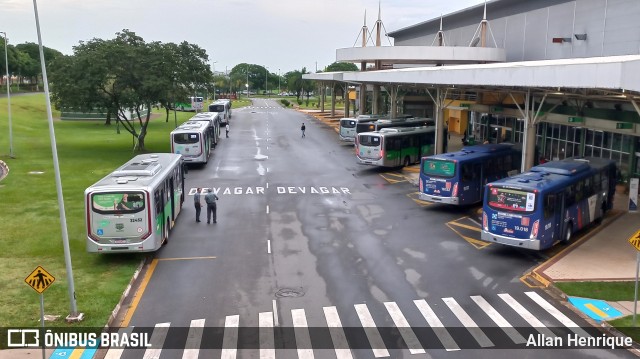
584;176;593;197
461;163;473;182
544;194;556;219
593;172;601;192
154;190;162;214
575;181;584;202
565;186;576;206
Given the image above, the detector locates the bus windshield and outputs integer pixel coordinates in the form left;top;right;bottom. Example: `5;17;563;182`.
92;192;145;214
487;187;536;213
209;104;224;112
422;159;456;178
173;133;199;144
341;119;356;128
358;135;380;146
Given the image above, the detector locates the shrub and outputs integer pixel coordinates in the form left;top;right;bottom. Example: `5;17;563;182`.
280;99;290;107
297;99;303;106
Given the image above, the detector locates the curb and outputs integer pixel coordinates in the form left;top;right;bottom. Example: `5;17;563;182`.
105;258;147;328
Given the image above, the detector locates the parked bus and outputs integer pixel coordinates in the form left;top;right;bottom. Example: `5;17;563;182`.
418;143;521;205
175;96;204;111
85;153;185;253
355;116;432;135
189;112;221;148
356;126;436;167
481;157;616;250
170;120;212;164
208;99;232;125
339;114;389;142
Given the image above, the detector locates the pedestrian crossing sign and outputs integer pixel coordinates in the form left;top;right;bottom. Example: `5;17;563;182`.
628;230;640;251
25;266;55;294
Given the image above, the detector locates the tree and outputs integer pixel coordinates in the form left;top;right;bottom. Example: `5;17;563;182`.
50;29;212;151
325;62;358;72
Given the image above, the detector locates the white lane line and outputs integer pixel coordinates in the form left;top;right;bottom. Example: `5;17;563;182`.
267;240;271;254
259;312;275;359
292;309;315;359
442;297;493;348
272;300;279;327
471;295;526;344
383;302;425;354
413;299;460;351
143;322;170;359
266;205;270;214
221;315;239;359
354;304;389;357
525;291;591;337
182;319;205;359
498;293;556;337
103;327;134;359
323;306;353;359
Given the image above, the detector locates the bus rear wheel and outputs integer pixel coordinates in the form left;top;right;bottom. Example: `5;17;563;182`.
163;218;169;245
561;224;573;244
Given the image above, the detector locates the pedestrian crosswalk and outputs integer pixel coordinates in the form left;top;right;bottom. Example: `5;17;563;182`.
102;291;591;358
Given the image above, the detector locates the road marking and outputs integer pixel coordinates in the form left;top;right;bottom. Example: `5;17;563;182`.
292;309;314;359
183;319;205;359
413;299;459;351
498;293;556;337
222;315;239;359
266;205;269;214
354;304;389;357
259;312;275;359
272;300;279;327
103;327;134;359
158;256;217;261
143;322;169;359
447;221;481;232
584;303;609;318
383;302;425;354
470;295;526;344
525;291;591;337
442;297;493;347
323;306;353;359
122;259;158;326
267;240;271;254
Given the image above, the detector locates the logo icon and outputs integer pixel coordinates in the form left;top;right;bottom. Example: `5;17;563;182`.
115;223;124;231
7;329;39;347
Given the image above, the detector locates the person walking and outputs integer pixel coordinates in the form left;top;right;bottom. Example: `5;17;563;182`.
301;123;306;138
204;188;220;224
194;188;202;222
225;123;230;138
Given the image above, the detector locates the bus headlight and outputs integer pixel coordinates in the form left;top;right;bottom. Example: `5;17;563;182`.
483;212;488;231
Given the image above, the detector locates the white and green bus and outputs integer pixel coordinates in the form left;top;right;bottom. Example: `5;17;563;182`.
85;153;185;253
170;120;212;164
189;112;221;148
175;96;204;112
356;126;436;167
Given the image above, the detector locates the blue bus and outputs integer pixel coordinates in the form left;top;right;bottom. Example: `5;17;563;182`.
418;144;521;205
481;157;616;250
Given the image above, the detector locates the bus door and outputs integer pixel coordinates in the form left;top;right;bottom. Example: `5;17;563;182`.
553;191;566;243
169;178;175;225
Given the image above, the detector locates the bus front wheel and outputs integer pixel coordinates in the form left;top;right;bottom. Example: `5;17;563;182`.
561;224;573;244
403;156;411;167
163;218;169;245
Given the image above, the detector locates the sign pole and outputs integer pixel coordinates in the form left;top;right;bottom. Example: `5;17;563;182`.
634;252;640;327
40;293;46;359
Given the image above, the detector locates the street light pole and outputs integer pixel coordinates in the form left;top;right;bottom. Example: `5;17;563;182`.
278;68;281;95
1;31;13;158
265;67;268;97
31;0;81;321
246;65;249;98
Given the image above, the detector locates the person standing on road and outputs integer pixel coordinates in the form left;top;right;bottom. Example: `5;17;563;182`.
301;123;306;138
194;188;202;223
226;123;230;138
204;188;220;224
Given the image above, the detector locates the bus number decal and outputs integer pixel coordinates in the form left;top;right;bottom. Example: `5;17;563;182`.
130;218;143;223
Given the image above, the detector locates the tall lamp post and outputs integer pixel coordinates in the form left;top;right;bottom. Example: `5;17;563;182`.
211;61;217;101
265;67;268;97
1;31;13;158
31;0;81;321
246;65;249;98
278;68;281;95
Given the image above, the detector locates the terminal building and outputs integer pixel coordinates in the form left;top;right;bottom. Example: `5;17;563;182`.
304;0;640;183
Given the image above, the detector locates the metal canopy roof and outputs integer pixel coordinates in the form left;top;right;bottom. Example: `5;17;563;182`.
337;55;640;95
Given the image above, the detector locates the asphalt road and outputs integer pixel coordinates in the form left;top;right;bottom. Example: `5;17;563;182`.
112;98;635;359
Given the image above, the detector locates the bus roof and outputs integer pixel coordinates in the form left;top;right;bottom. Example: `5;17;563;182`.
87;153;183;190
426;143;515;162
488;157;614;191
359;126;435;137
171;121;209;132
191;112;219;120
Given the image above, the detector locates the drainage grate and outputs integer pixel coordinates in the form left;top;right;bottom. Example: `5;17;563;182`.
275;287;305;298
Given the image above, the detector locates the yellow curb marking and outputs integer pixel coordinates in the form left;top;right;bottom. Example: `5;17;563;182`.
406;192;432;207
585;303;609;318
158;256;217;261
447;221;481;232
445;218;491;249
403;166;421;173
122;259;158;327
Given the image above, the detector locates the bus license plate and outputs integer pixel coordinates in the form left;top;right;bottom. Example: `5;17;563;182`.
113;239;127;244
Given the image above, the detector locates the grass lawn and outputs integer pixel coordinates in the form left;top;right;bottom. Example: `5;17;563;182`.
0;94;244;328
555;281;636;301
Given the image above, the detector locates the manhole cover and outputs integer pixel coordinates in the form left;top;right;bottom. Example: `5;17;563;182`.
275;287;305;298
